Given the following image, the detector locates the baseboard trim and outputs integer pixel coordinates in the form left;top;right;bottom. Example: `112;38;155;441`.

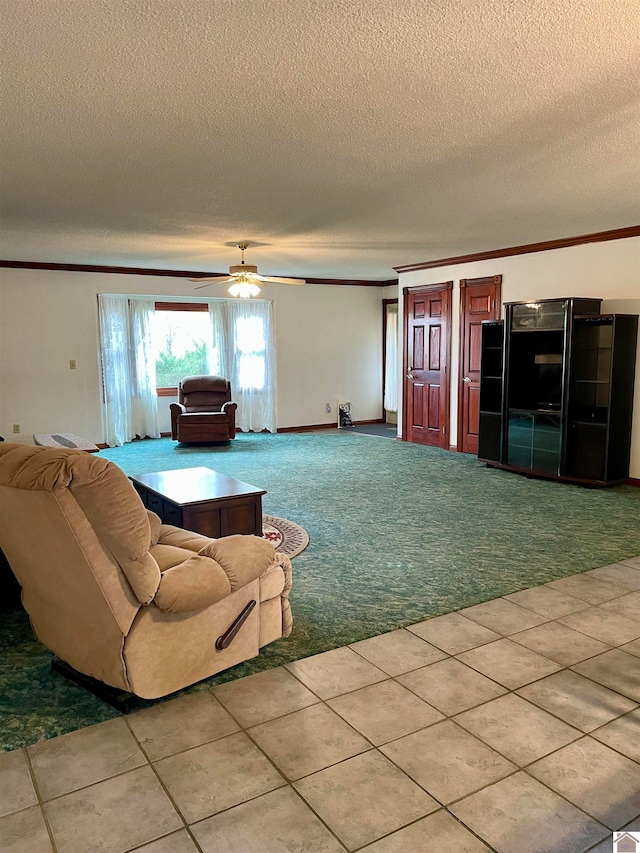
627;478;640;487
278;423;336;433
278;418;385;433
449;444;459;452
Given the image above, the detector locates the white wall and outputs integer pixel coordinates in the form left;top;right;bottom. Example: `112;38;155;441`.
398;236;640;477
0;269;384;442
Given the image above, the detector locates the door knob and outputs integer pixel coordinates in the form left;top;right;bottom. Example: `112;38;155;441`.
406;372;414;380
463;376;472;383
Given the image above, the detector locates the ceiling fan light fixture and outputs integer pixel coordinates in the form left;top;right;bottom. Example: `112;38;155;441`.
228;280;262;298
191;242;305;292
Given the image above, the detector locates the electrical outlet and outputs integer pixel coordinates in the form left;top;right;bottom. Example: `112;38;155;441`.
69;359;77;370
13;424;20;434
326;403;332;413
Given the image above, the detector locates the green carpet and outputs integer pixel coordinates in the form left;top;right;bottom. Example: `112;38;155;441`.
2;432;639;751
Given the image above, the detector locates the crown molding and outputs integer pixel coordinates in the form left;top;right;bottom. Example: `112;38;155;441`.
0;260;396;287
393;225;640;273
402;280;453;295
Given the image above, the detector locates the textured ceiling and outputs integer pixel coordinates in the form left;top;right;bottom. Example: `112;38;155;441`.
1;0;639;279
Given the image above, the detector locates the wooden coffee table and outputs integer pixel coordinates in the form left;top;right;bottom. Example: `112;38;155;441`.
130;467;266;538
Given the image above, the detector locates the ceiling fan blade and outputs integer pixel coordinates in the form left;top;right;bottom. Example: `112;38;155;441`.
189;275;234;283
192;276;235;289
262;276;306;285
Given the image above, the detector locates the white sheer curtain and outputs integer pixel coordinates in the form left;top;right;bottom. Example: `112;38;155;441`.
384;303;399;413
98;295;131;447
98;295;160;447
129;298;161;440
207;300;229;378
226;300;276;433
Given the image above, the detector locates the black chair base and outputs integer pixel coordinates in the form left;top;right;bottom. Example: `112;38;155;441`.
0;548;22;611
51;658;139;714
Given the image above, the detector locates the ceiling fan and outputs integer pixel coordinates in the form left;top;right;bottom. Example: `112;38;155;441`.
190;243;306;298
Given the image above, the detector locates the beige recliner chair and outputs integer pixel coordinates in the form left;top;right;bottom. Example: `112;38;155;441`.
0;443;292;702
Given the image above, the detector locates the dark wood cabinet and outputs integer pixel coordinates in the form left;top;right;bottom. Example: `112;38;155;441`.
478;298;638;485
130;468;265;538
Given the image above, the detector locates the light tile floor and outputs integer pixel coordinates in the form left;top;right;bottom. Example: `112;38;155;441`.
2;558;640;853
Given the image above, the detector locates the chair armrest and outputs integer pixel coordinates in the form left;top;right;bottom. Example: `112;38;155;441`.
153;555;231;613
199;534;275;590
169;402;186;440
153;532;277;613
221;401;237;438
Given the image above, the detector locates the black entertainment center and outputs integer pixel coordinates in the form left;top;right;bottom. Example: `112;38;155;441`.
478;297;638;485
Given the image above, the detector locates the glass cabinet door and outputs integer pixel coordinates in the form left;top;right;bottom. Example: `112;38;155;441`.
511;301;567;331
507;410;562;474
570;320;613;424
532;413;562;474
507;411;533;468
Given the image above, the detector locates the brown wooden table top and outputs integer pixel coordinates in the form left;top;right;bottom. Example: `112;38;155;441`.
130;467;266;506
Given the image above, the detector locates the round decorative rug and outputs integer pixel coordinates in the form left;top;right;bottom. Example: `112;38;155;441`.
262;515;309;557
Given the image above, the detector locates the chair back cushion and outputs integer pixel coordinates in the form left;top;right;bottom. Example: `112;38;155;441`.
179;375;231;412
0;443;160;605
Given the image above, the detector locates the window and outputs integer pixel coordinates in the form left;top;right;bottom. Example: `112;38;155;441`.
149;298;276;433
236;315;266;390
152;303;209;392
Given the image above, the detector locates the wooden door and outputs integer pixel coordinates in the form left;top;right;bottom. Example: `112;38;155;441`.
458;275;502;453
403;284;452;447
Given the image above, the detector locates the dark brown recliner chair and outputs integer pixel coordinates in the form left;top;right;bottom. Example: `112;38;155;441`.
170;376;237;443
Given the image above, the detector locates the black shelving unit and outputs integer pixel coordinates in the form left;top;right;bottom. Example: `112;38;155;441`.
478;320;504;463
478;298;638;485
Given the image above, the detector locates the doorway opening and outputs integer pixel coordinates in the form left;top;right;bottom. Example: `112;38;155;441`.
383;298;399;428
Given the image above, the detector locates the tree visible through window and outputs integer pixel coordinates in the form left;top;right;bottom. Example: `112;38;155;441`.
152;306;209;388
150;301;275;435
